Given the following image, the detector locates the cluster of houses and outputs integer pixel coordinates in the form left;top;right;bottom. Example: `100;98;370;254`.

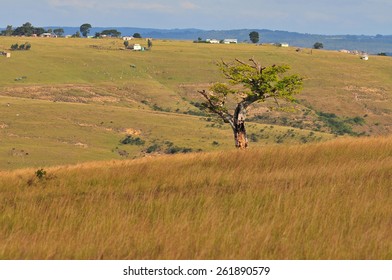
339;49;369;60
205;39;238;44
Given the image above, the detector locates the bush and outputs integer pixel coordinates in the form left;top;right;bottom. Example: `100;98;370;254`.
317;111;365;136
146;144;160;153
120;136;145;146
10;42;31;51
35;169;47;180
165;146;193;154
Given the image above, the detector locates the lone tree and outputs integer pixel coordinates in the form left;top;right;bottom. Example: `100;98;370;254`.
80;23;92;37
198;58;303;149
249;31;260;44
313;42;324;49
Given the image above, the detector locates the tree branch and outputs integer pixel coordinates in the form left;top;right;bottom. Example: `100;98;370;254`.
198;90;234;129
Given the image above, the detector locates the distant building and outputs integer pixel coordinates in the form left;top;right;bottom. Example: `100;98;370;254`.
280;43;289;47
223;39;238;44
41;33;57;38
208;39;220;44
361;54;369;60
123;36;134;41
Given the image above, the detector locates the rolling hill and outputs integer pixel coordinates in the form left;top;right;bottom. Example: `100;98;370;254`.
46;26;392;53
1;37;392;169
1;35;392;260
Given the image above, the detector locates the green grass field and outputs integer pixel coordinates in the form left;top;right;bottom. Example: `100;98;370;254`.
0;37;348;169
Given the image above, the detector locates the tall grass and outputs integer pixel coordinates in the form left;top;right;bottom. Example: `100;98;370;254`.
1;136;392;259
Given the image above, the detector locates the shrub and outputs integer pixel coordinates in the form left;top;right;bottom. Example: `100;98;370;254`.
212;141;220;146
316;111;365;136
35;169;47;180
146;144;161;153
165;146;193;154
120;136;145;146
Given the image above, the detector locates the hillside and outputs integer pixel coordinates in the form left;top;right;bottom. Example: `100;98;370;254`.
1;136;392;259
46;26;392;54
1;37;392;169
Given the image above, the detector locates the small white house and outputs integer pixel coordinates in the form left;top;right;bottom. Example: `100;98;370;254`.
223;39;238;44
361;55;369;60
41;33;57;38
209;39;220;44
280;43;289;47
123;36;134;41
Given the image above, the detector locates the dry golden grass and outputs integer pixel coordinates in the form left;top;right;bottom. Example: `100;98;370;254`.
1;136;392;259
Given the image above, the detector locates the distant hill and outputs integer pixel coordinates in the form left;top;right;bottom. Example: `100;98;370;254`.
1;25;391;54
46;26;392;54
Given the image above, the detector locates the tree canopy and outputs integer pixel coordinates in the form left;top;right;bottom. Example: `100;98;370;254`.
313;42;324;49
249;31;260;44
199;58;303;148
10;22;44;36
80;23;92;37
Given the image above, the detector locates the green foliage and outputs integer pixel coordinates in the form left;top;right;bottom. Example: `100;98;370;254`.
120;136;145;146
317;112;365;136
249;31;260;43
313;42;324;49
100;29;122;37
80;23;92;37
72;31;81;38
146;144;160;153
216;59;303;105
35;168;47;180
53;28;64;37
145;141;199;154
165;146;194;154
10;42;31;51
12;22;44;36
133;33;142;38
1;25;13;36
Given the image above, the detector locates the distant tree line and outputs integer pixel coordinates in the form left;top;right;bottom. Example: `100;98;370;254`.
1;22;65;37
94;29;122;38
1;22;140;39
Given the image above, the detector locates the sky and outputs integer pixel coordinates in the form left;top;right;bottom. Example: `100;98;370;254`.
1;0;392;35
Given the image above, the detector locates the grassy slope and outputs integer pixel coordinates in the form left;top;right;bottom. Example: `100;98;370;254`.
1;37;343;170
0;95;330;169
1;38;392;260
1;136;391;259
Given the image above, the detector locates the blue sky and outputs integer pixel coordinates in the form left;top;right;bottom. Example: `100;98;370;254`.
1;0;391;35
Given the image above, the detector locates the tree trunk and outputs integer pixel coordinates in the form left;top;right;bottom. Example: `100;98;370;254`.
233;102;248;149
